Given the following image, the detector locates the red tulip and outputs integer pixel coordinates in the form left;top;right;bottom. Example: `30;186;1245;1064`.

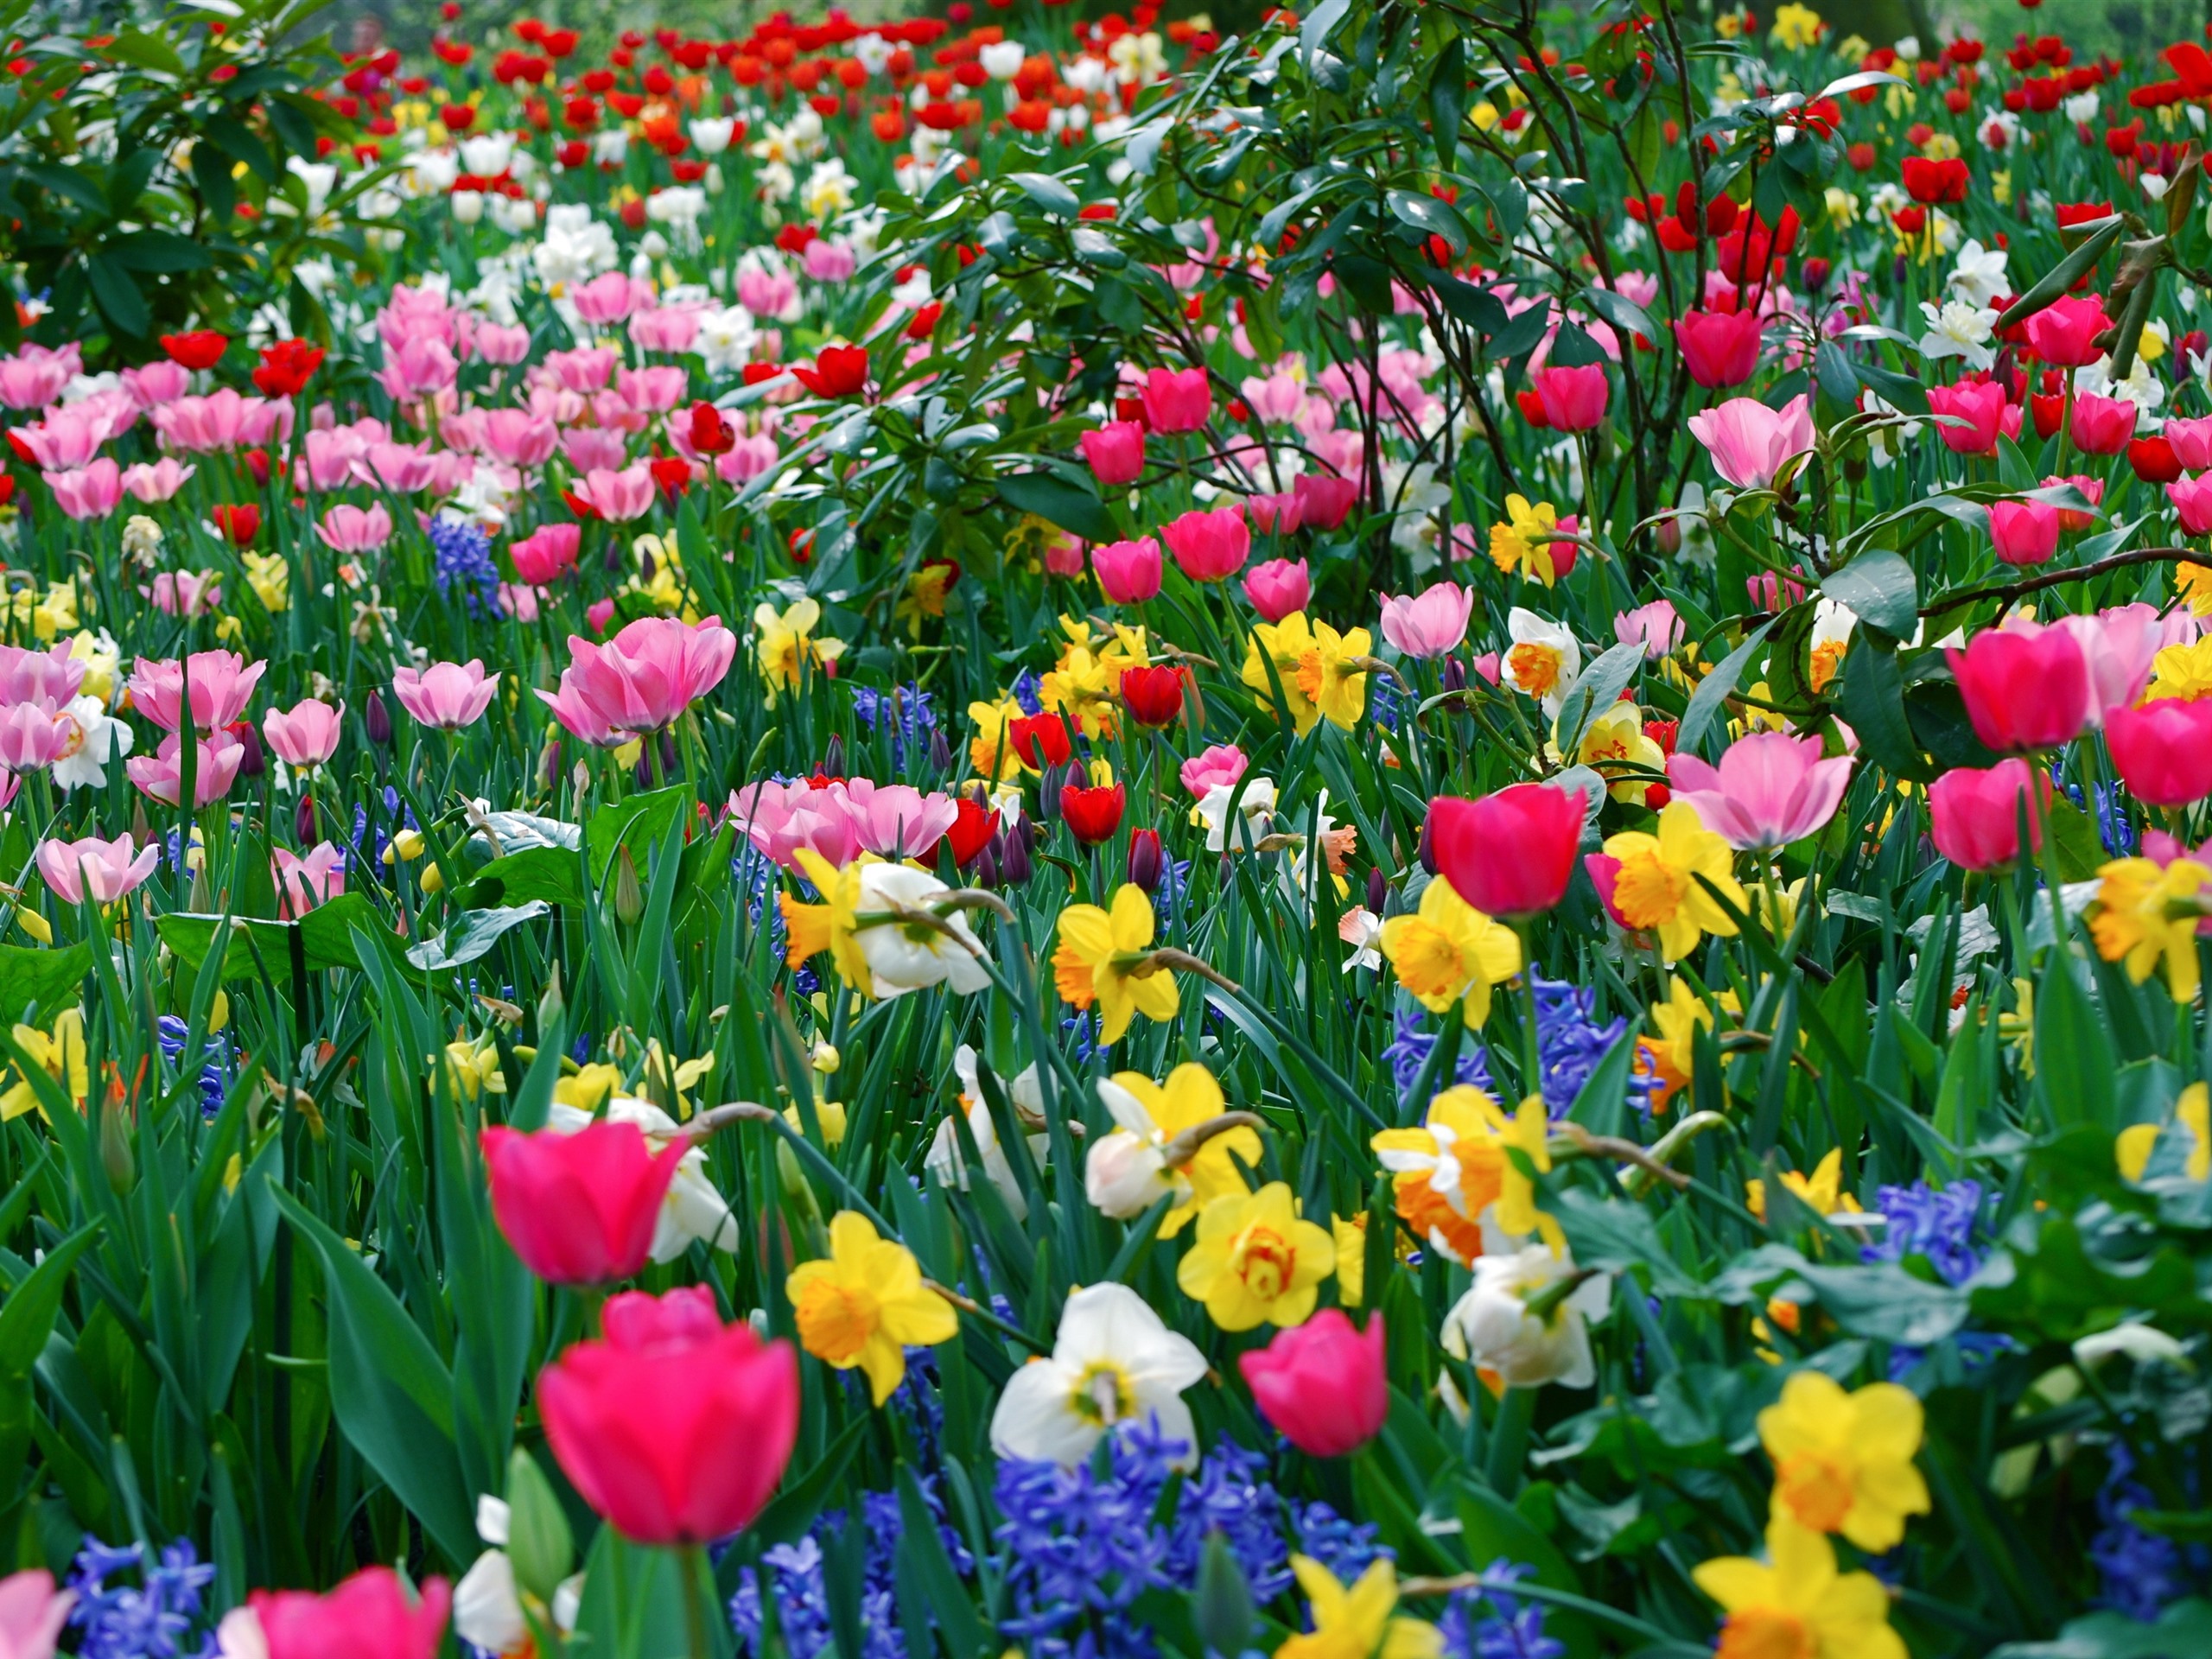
1901;156;1970;202
791;344;869;398
252;339;326;398
538;1287;799;1544
2128;435;2183;483
1928;760;2050;872
943;795;995;867
1079;421;1146;486
2107;700;2212;806
160;330;229;372
1239;1309;1388;1457
212;504;261;547
1120;664;1189;728
1947;624;2090;753
1061;781;1126;845
1529;364;1609;431
250;1568;449;1659
1007;712;1074;770
1427;784;1586;918
480;1121;686;1285
687;400;734;456
2022;295;2112;368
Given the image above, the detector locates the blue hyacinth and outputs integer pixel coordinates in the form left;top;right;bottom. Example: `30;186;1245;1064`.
1533;975;1658;1119
1439;1562;1564;1659
429;512;501;613
156;1014;231;1118
2090;1440;2200;1622
1382;1007;1493;1108
66;1537;217;1659
849;683;937;769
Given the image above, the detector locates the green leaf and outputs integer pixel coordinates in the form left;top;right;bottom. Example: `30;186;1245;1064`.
1428;36;1467;167
155;894;400;980
264;93;320;160
269;1185;478;1563
190;143;236;223
1678;618;1775;756
896;1465;990;1657
1552;641;1643;770
203;114;279;182
0;1221;103;1378
105;30;187;75
505;1447;575;1605
2035;957;2117;1132
1580;283;1656;348
85;255;150;338
1007;171;1079;217
1855;356;1929;417
1836;633;1929;783
1821;550;1917;639
0;942;92;1025
1988;1599;2212;1659
107;229;212;273
997;468;1116;543
1998;217;2126;331
407;903;550;971
21;162;106;214
1387;188;1472;254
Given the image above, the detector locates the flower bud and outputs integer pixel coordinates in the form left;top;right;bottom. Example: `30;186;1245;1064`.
1417;813;1439;876
1442;657;1466;693
296;795;317;845
613;847;645;925
821;733;845;778
99;1091;134;1194
997;824;1033;887
1127;827;1163;892
228;719;264;779
927;724;954;773
1365;865;1388;914
1039;761;1067;823
365;689;392;747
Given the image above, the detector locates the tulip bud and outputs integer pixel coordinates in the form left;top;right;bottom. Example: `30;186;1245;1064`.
927;723;954;773
540;737;564;792
1656;514;1683;556
99;1090;134;1193
1365;865;1387;914
1442;657;1466;693
505;1448;577;1604
973;836;1001;887
821;733;845;778
1039;762;1067;823
365;689;392;747
130;797;152;849
613;847;645;925
639;547;658;584
997;824;1033;887
1127;827;1163;892
537;961;565;1031
604;536;625;573
295;795;317;845
1194;1533;1256;1659
1417;814;1439;875
229;719;264;779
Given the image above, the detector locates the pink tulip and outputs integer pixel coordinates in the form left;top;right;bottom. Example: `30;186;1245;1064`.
537;616;738;746
483;1121;687;1284
511;523;582;583
841;779;959;859
1667;732;1853;853
575;463;656;522
538;1286;799;1544
2059;606;2162;725
736;267;798;319
1140;365;1212;433
1161;505;1249;582
2022;295;2112;367
2166;416;2212;470
264;699;344;768
393;659;499;730
0;704;73;771
1925;379;2008;456
1245;492;1303;535
1748;569;1809;611
548;346;619;393
1093;537;1163;605
0;645;83;706
1929;760;2050;871
315;503;393;554
123;359;191;407
2107;699;2212;806
300;428;365;490
572;270;643;322
14;404;118;469
126;730;247;808
478;322;531;365
1615;598;1683;660
1530;363;1609;430
480;409;559;468
353;441;437;493
2069;391;2137;455
272;842;346;918
631;305;702;353
500;582;542;623
1674;308;1762;387
1948;623;2091;753
1179;742;1249;798
1428;784;1586;918
1243;556;1310;620
617;365;688;412
0;346;79;410
377;334;460;401
2170;472;2212;537
146;571;222;616
1687;395;1813;488
45;460;123;519
0;1568;73;1659
128;651;265;734
717;434;779;483
1079;421;1146;486
803;238;857;283
1988;499;2060;567
152;389;289;453
1381;582;1474;658
1292;472;1359;531
245;1567;449;1659
1238;1309;1388;1458
37;835;159;907
121;458;195;503
726;778;867;871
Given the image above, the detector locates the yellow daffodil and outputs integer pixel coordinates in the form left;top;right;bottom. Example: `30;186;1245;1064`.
67;630;119;702
1039;638;1123;739
2147;636;2212;702
1293;618;1372;731
1637;975;1726;1111
1372;1087;1554;1265
1598;802;1748;962
1769;3;1825;50
1488;494;1570;586
1758;1370;1930;1550
1243;611;1322;734
1276;1554;1440;1659
1051;883;1179;1045
1693;1519;1905;1659
1177;1180;1336;1332
1549;700;1666;803
243;551;290;613
1332;1213;1369;1306
2118;1081;2211;1182
780;848;875;993
1090;1063;1261;1236
786;1211;958;1405
555;1063;625;1112
893;561;959;638
2090;856;2209;1001
442;1034;507;1100
753;597;845;704
967;696;1028;780
0;1008;87;1121
638;1040;715;1120
1377;876;1523;1028
2174;561;2212;619
1746;1148;1863;1223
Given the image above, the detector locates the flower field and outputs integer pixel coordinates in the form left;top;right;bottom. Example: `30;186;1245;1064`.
3;0;2212;1654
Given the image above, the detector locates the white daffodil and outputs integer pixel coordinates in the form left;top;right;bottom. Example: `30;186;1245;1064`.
1083;1076;1185;1218
851;862;993;998
1916;298;1998;372
925;1044;1045;1220
532;205;617;289
1947;239;2010;308
1442;1243;1612;1395
1338;906;1382;972
52;693;132;791
988;1282;1208;1468
1501;608;1582;716
547;1095;736;1262
1196;774;1277;853
454;1496;583;1658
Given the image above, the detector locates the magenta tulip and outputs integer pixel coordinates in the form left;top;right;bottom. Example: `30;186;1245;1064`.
1987;499;2060;567
1243;556;1311;620
1427;784;1586;918
1948;624;2091;753
1238;1309;1388;1458
1928;760;2050;872
1079;421;1146;486
2107;700;2212;807
1092;536;1163;604
482;1121;686;1285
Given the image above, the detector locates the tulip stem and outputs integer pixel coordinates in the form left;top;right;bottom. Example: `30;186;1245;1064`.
679;1543;711;1659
